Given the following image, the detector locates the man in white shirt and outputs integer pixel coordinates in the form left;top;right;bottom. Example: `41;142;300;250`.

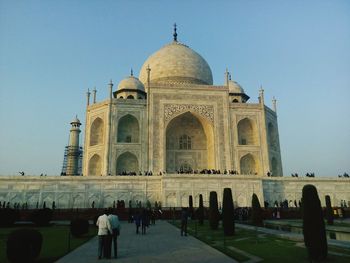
108;209;121;259
96;209;112;259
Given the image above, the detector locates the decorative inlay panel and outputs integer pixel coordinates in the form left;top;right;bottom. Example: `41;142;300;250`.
164;104;214;123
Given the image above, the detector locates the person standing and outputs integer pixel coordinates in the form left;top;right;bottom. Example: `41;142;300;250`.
96;209;112;260
135;210;141;234
141;209;149;235
181;207;189;236
108;209;121;259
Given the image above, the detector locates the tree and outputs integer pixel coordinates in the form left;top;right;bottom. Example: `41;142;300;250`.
302;184;328;261
251;193;263;226
189;195;194;219
197;194;204;225
325;195;334;225
222;188;235;236
209;191;220;230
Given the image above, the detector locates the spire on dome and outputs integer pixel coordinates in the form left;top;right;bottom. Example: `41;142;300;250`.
131;68;134;76
173;23;178;42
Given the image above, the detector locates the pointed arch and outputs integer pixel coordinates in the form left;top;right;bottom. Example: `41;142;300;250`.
90;118;104;146
240;153;257;175
88;154;102;176
117;114;140;143
237;118;257;145
268;122;278;150
116;152;139;174
165;111;214;172
271;157;278;176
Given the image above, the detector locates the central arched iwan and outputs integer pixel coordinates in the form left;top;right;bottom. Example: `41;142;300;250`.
165;111;214;172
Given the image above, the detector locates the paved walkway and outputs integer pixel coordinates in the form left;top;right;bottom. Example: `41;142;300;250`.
56;221;236;263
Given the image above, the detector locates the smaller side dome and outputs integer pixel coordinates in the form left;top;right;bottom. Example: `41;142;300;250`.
228;80;245;94
117;76;145;92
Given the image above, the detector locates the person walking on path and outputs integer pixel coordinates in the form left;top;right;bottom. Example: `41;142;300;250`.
180;207;189;236
141;209;149;235
96;209;112;260
108;209;121;259
135;210;141;234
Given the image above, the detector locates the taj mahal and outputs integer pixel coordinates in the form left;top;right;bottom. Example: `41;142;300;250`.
0;27;349;209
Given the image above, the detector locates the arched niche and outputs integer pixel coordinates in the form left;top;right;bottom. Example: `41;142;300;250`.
116;152;139;174
127;95;134;99
90;118;104;146
88;154;102;176
271;157;278;176
165;111;214;172
268;122;278;150
117;114;140;143
237;118;258;145
240;153;258;175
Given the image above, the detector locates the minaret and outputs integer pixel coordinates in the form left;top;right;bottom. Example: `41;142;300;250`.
225;68;229;87
66;116;81;176
272;96;277;113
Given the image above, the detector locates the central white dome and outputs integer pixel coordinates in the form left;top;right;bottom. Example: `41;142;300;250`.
139;41;213;85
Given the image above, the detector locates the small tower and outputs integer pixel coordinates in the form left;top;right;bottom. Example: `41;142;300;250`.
66;116;82;176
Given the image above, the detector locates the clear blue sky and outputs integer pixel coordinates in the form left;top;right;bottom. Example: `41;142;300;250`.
0;0;349;176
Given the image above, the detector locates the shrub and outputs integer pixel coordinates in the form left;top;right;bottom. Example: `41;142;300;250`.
189;195;194;219
0;208;20;227
222;188;235;236
197;194;204;225
251;194;263;226
209;191;220;230
325;195;334;225
302;184;328;261
7;228;42;263
30;208;53;226
70;218;89;237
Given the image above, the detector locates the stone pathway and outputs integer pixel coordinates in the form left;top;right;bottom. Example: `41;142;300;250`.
55;221;236;263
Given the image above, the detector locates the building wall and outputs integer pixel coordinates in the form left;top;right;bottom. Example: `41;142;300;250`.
0;176;348;208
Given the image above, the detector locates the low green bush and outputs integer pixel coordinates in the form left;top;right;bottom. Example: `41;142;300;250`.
70;218;90;237
0;208;19;227
30;208;53;226
7;228;43;263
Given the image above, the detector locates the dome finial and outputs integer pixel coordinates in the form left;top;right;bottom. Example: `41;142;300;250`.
173;23;178;42
130;68;134;76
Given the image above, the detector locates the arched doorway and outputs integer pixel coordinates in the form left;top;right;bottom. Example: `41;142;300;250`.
88;154;102;176
116;152;139;174
117;114;140;143
237;118;257;145
240;153;258;175
165;111;214;172
90;118;104;146
268;122;278;150
271;157;278;176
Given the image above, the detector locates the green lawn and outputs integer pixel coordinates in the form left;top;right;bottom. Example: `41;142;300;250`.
170;220;350;263
0;224;97;263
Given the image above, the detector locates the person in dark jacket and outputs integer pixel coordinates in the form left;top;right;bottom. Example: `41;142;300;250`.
181;207;189;236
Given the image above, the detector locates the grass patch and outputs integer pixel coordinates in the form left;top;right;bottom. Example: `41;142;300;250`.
170;220;350;262
0;224;97;263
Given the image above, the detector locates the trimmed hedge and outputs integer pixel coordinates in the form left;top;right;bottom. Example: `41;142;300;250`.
0;208;19;227
302;184;328;261
7;228;42;263
222;188;235;236
325;195;334;225
70;218;89;237
209;191;220;230
189;195;194;219
31;208;53;226
251;194;263;226
197;194;204;225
